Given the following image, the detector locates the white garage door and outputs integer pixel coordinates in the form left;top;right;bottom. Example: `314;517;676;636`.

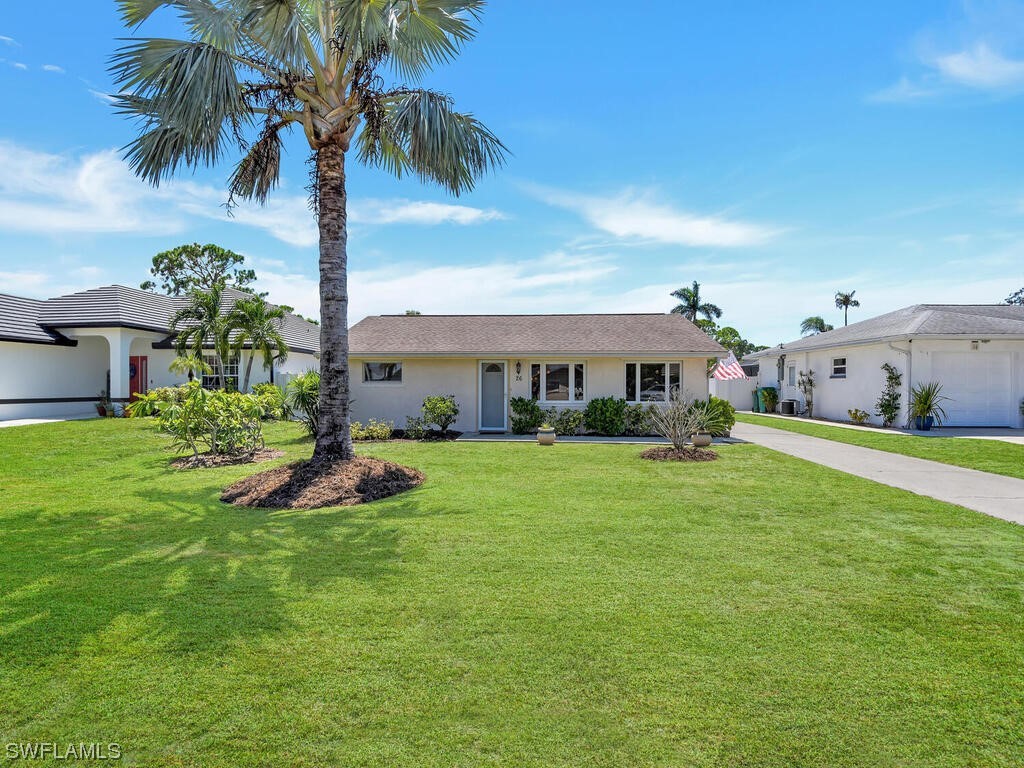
930;352;1014;427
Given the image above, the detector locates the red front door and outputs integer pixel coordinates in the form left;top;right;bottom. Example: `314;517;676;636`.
129;356;148;401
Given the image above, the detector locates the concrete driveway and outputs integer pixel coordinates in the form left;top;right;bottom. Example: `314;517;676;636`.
732;421;1024;525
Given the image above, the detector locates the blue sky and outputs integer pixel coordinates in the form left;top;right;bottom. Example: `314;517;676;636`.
2;1;1024;344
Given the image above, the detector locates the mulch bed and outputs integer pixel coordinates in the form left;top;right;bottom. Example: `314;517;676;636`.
172;449;284;469
640;447;719;462
220;456;425;510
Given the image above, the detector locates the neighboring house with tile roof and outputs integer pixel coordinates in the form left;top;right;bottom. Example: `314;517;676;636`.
0;285;320;421
749;304;1024;427
348;313;725;433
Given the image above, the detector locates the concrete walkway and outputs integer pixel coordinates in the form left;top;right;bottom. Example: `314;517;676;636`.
745;410;1024;444
0;413;95;429
732;421;1024;525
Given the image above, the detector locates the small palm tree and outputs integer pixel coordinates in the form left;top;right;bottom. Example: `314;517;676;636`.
226;296;289;393
170;285;234;389
113;1;506;462
169;354;213;382
835;291;861;326
800;316;834;336
670;281;723;323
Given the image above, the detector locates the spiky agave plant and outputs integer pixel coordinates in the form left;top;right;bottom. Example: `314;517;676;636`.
112;0;507;461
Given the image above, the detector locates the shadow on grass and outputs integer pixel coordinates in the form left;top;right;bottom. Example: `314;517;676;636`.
0;469;438;666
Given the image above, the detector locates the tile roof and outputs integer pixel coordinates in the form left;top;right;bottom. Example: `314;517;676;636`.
349;313;725;356
752;304;1024;357
0;294;70;344
1;285;321;353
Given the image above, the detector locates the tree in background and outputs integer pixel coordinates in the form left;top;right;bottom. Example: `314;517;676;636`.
170;285;234;390
114;1;506;463
141;243;256;295
800;316;834;336
226;296;289;393
1006;288;1024;305
405;309;422;315
713;326;762;358
834;291;860;326
670;281;722;323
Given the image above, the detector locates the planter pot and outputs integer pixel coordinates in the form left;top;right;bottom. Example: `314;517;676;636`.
691;432;713;448
95;405;107;417
914;415;934;431
537;428;556;446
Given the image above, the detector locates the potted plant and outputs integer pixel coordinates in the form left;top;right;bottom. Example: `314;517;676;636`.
536;423;556;446
95;390;111;417
688;399;726;447
910;381;949;431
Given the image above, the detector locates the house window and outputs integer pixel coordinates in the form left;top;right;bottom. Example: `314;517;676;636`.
625;362;681;402
363;362;403;383
831;358;847;378
202;354;239;390
787;366;796;386
529;362;586;402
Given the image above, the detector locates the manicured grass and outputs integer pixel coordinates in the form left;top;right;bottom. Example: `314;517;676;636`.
736;412;1024;480
1;419;1023;766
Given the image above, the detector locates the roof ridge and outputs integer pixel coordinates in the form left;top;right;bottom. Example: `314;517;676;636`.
374;312;672;318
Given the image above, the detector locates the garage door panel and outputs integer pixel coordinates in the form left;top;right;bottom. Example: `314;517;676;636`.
930;352;1013;427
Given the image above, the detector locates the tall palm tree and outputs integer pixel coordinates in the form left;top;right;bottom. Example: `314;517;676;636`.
800;316;834;336
170;285;235;389
113;1;506;462
226;296;289;393
670;281;723;323
835;291;860;326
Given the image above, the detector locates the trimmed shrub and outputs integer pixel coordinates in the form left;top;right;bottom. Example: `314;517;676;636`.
545;407;585;436
351;419;394;441
624;403;658;436
583;397;627;436
510;396;544;434
422;394;460;433
126;385;189;417
403;416;429;440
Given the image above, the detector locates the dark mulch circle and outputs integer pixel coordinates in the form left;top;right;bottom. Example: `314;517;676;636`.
172;449;285;470
640;447;719;462
220;456;425;510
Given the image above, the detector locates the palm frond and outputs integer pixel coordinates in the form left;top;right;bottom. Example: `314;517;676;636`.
229;120;288;202
357;88;506;194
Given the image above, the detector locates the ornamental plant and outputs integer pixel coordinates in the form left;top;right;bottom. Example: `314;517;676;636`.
875;363;903;427
154;381;265;457
583;397;627;436
510;397;544;434
421;395;460;434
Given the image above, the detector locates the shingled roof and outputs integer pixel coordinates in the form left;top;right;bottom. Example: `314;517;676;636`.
1;285;321;353
349;313;725;356
751;304;1024;357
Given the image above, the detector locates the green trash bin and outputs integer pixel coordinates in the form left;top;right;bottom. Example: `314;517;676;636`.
755;388;765;413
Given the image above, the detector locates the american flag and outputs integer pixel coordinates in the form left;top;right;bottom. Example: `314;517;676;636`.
712;351;747;381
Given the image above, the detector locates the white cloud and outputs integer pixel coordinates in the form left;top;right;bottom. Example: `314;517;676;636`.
88;89;117;105
0;140;505;246
10;62;27;70
527;184;779;247
867;76;939;103
42;64;64;74
0;35;18;47
0;268;106;300
932;43;1024;89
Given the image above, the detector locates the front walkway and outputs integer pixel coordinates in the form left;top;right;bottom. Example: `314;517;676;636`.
732;421;1024;525
0;413;95;429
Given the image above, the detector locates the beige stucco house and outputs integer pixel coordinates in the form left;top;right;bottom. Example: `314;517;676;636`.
348;313;725;433
0;285;320;421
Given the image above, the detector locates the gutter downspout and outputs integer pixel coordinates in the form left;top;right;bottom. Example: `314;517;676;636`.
888;341;912;427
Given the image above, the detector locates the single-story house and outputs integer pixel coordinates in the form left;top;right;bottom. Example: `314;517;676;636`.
348;313;726;433
0;284;320;421
750;304;1024;428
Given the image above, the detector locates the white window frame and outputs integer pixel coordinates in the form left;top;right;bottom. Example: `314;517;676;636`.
362;361;404;385
202;353;239;390
529;361;587;404
831;357;847;379
625;361;682;403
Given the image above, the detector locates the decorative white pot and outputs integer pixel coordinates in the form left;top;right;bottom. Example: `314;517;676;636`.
691;432;713;448
537;427;556;446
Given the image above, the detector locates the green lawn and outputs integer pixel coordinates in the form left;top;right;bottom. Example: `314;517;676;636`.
1;419;1023;767
736;412;1024;480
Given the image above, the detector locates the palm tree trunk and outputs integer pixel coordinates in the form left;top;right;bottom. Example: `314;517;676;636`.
313;143;355;461
844;306;848;326
243;352;254;393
